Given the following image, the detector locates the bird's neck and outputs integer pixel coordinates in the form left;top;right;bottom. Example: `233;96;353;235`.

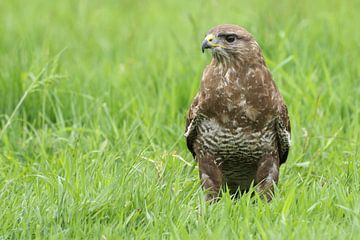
211;54;266;77
212;56;239;70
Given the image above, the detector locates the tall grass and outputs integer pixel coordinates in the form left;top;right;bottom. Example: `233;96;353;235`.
0;0;359;238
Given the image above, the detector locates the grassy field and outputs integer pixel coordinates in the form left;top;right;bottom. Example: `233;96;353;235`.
1;0;359;239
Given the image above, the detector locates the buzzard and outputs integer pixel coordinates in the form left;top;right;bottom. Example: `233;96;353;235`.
185;24;291;201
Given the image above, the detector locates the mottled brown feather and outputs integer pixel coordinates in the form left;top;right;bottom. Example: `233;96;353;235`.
185;24;291;201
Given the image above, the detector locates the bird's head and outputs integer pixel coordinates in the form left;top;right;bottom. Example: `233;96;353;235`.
201;24;262;63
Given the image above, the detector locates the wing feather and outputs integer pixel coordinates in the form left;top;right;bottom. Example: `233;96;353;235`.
276;104;291;164
185;94;200;158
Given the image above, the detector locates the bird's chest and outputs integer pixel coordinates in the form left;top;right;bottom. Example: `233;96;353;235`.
196;117;276;160
200;88;268;132
200;76;275;131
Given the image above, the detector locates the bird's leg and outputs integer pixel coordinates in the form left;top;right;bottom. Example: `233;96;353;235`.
198;153;223;202
255;154;279;201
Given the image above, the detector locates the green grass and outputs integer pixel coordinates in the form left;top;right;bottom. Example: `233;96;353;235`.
0;0;359;239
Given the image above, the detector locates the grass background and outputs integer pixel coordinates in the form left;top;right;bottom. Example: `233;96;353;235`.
0;0;359;239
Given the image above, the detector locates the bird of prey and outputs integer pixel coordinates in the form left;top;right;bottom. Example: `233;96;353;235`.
185;24;291;201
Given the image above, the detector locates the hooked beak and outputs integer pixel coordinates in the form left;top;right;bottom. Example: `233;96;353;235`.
201;33;224;53
201;39;212;53
201;34;215;53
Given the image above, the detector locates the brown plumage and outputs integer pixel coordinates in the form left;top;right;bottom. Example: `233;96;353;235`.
185;24;291;201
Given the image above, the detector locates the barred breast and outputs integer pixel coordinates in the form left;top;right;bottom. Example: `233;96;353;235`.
195;117;278;191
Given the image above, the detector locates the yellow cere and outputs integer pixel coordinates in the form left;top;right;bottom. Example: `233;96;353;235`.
205;34;225;48
205;34;214;42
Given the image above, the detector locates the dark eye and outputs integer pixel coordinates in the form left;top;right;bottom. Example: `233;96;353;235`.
225;35;236;43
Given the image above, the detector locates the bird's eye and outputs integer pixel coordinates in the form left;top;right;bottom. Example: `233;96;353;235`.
225;35;236;43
